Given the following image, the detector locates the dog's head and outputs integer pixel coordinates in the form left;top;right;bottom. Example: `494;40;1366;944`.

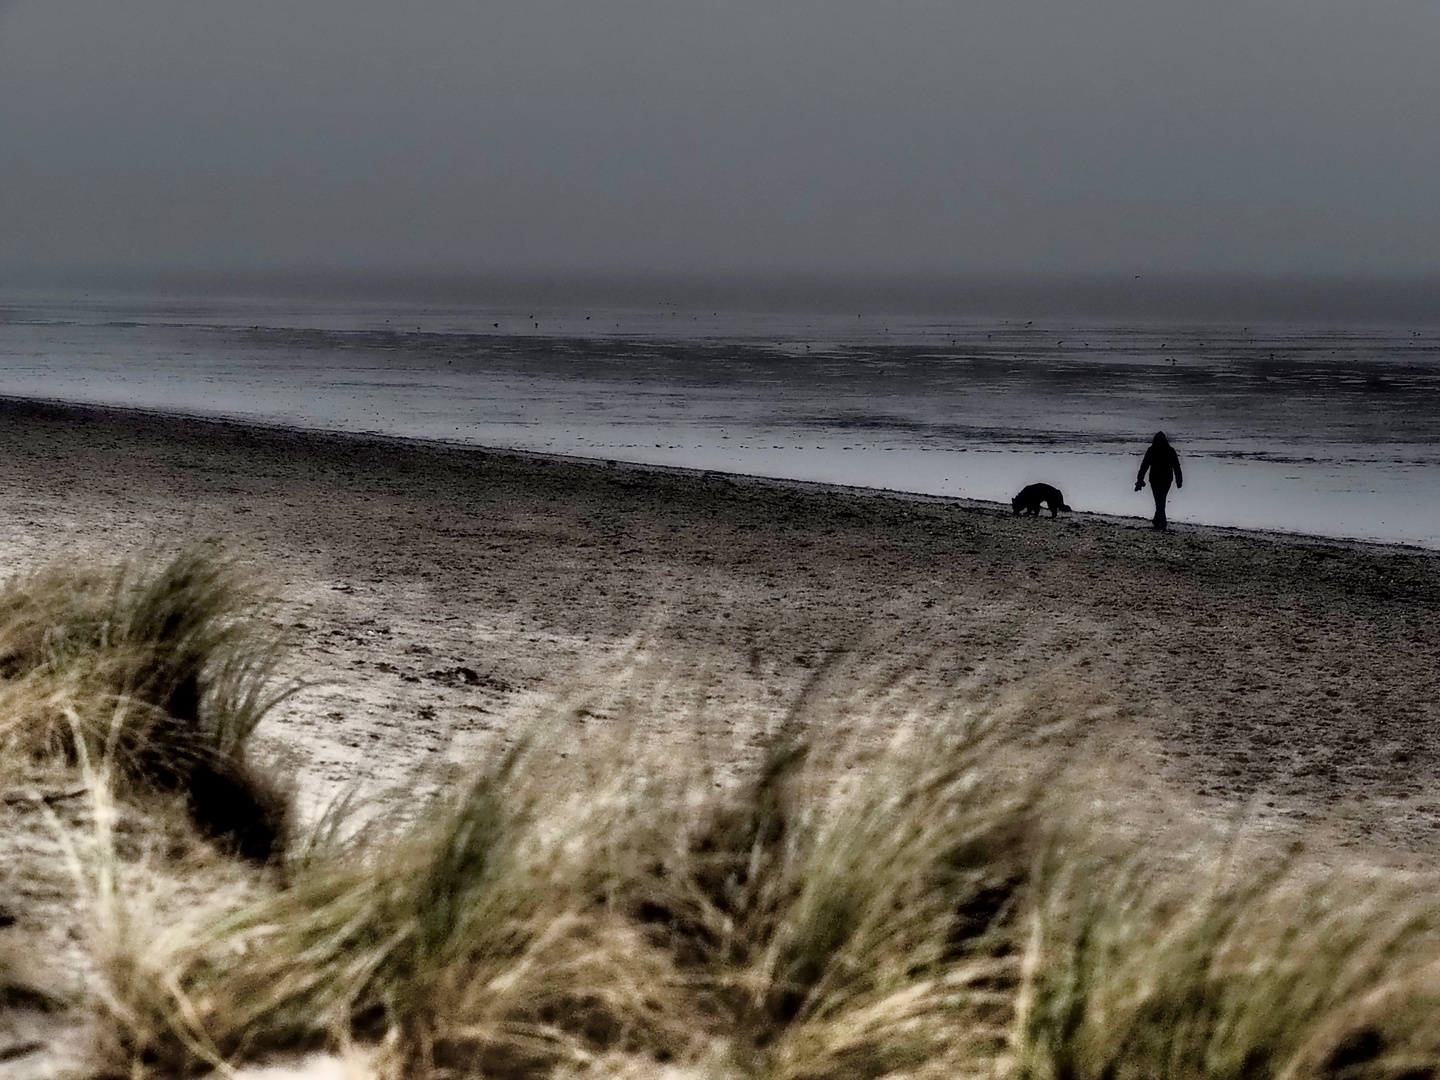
1011;494;1023;514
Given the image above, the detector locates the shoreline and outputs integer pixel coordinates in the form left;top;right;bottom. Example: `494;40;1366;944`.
2;394;1439;854
3;391;1434;559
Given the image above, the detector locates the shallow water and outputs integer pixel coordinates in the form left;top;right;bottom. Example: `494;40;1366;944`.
2;288;1438;547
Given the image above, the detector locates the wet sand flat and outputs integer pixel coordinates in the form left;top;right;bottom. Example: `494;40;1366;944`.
2;397;1438;850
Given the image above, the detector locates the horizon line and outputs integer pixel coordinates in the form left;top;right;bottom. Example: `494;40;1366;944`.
6;265;1440;322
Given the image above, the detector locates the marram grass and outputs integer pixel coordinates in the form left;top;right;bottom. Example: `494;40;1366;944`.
0;545;295;858
84;671;1044;1080
110;720;1440;1080
12;549;1440;1080
1013;841;1440;1080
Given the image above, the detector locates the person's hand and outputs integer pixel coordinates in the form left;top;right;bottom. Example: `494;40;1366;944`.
1134;480;1144;491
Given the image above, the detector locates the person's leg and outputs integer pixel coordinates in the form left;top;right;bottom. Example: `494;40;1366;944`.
1152;479;1171;529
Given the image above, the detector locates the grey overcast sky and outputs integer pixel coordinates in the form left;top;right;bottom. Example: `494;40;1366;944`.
2;1;1439;277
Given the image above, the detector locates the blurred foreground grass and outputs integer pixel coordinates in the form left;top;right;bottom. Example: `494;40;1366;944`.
2;549;1439;1080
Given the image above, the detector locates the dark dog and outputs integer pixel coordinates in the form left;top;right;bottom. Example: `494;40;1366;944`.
1011;483;1072;519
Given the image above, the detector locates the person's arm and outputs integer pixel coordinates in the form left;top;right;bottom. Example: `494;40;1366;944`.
1172;448;1183;488
1136;448;1152;490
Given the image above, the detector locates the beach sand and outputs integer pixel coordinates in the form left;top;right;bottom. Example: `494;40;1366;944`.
2;396;1439;853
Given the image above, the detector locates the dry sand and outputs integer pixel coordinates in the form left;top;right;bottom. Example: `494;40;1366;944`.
1;396;1438;855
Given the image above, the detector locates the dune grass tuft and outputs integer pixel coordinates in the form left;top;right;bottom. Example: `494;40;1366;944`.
0;545;296;860
110;737;701;1077
1013;838;1440;1080
615;681;1038;1079
23;600;1440;1080
90;665;1047;1080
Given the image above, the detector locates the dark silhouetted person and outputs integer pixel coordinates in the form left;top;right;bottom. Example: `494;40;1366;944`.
1135;431;1182;530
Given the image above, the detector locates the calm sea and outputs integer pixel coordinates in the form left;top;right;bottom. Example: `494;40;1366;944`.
2;288;1439;548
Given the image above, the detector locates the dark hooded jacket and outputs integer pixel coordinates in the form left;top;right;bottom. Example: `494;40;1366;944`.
1138;432;1182;488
